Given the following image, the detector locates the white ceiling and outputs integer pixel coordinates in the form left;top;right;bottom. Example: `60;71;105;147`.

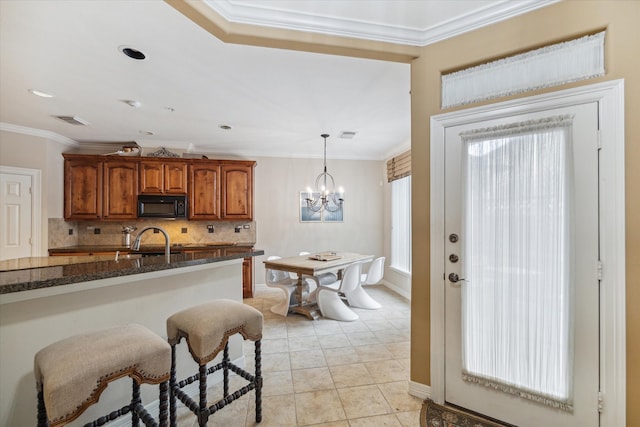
0;0;553;160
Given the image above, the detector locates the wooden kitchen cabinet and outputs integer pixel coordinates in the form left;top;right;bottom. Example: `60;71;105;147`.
242;256;253;298
139;160;187;194
189;162;221;220
189;161;254;220
64;157;102;219
221;162;254;220
103;160;138;219
64;155;137;220
63;154;255;221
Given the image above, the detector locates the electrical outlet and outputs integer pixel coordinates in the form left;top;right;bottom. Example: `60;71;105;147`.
207;225;214;233
68;229;73;235
93;228;101;235
234;226;241;233
181;228;187;234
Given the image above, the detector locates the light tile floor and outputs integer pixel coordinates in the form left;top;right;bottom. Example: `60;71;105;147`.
175;283;422;427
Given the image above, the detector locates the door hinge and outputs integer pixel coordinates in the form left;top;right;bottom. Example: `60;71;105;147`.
597;129;602;150
598;391;604;413
597;261;604;281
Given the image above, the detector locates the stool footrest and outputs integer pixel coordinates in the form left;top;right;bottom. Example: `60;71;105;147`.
209;382;256;413
83;404;131;427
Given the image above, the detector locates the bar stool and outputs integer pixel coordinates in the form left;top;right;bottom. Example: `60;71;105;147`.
166;299;263;426
34;324;171;427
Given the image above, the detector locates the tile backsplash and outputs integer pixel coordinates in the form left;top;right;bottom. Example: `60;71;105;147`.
48;218;256;248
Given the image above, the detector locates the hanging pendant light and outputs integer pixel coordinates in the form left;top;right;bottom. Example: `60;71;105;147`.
306;134;344;213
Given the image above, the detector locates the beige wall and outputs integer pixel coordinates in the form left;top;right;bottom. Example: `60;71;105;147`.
0;130;68;255
410;1;639;424
252;155;386;285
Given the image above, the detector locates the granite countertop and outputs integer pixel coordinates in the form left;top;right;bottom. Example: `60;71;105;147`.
47;242;256;254
0;247;264;295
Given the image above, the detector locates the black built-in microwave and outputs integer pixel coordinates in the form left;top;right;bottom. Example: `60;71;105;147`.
137;195;187;218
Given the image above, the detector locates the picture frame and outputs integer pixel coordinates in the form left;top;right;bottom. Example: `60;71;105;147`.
300;192;322;222
299;191;344;223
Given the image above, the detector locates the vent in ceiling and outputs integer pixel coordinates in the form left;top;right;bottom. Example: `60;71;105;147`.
55;116;89;126
340;131;357;139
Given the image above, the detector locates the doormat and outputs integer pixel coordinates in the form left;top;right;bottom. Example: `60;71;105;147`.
420;399;514;427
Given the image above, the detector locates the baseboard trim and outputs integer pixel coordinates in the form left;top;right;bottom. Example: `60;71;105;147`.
381;280;411;300
409;381;432;400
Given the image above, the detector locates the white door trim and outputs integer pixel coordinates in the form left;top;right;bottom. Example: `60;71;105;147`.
429;79;625;427
0;165;42;257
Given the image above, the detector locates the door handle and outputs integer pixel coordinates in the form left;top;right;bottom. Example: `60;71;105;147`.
448;273;467;283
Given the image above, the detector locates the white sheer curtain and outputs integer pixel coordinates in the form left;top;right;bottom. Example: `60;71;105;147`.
391;176;411;273
460;116;575;411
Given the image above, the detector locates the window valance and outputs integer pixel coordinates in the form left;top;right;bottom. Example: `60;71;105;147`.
386;150;411;183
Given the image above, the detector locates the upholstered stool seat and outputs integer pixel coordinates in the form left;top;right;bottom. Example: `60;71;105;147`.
34;324;171;427
167;299;263;426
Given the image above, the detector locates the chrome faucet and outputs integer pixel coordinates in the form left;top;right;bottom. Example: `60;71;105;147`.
132;226;171;263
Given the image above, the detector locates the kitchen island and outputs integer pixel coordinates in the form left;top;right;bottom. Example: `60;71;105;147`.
0;247;263;426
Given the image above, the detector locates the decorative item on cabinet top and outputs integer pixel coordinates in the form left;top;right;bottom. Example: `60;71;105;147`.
147;147;179;158
103;143;142;156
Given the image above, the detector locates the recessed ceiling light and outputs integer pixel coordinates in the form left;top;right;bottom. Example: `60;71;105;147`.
119;46;146;60
29;89;54;98
139;130;155;136
219;125;232;130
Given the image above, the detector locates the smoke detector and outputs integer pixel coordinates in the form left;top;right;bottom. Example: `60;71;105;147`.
55;116;89;126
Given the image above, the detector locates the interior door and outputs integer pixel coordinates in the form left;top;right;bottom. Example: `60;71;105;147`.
0;171;33;260
444;102;600;426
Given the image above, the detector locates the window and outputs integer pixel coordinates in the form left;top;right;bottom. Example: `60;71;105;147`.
391;175;411;273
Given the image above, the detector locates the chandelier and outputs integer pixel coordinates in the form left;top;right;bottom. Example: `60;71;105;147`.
305;134;344;213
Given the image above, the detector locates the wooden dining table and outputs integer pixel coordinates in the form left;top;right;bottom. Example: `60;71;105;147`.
263;251;374;319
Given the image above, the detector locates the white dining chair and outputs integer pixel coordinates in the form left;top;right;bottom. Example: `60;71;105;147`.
316;262;362;321
347;256;385;309
265;255;298;316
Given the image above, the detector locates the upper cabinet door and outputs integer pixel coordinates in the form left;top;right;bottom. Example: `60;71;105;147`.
103;160;138;219
139;161;164;194
140;160;187;194
64;158;103;220
221;163;254;220
189;162;221;220
164;162;188;194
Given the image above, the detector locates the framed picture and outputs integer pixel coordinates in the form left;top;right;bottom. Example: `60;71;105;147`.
299;192;344;222
300;192;322;222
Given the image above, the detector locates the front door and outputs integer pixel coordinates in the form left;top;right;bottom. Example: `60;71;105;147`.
444;102;600;426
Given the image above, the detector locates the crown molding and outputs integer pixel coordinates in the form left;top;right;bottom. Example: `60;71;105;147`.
203;0;559;47
0;122;78;147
